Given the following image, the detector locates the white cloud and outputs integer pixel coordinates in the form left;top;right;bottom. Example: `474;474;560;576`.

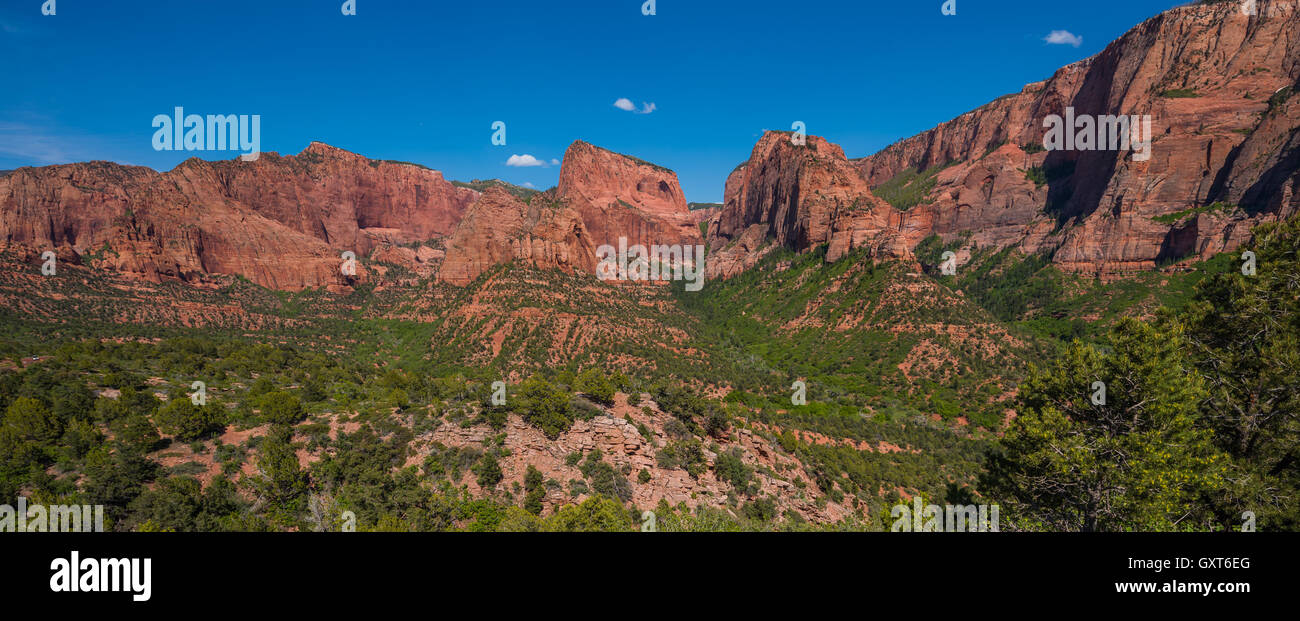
523;182;536;189
505;154;548;167
0;122;81;165
1044;30;1083;47
614;98;656;114
550;158;560;165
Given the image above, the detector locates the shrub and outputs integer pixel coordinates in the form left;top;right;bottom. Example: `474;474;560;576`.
474;453;503;490
574;368;615;406
154;397;223;442
257;391;305;426
515;377;573;439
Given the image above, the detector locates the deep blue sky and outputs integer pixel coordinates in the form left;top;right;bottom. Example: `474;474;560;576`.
1;0;1189;202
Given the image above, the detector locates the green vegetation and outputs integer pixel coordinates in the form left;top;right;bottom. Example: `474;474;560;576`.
984;215;1300;530
0;207;1291;532
872;161;959;211
1266;86;1295;116
913;236;1237;344
1159;88;1201;98
1151;202;1238;225
452;179;541;201
1023;166;1047;187
984;319;1226;531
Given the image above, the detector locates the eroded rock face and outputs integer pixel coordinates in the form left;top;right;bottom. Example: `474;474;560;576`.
707;132;913;279
438;188;596;286
854;1;1300;276
419;393;852;523
0;143;479;290
556;140;701;251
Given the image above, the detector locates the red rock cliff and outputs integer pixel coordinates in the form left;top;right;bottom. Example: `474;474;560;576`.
0;143;479;290
556;140;701;252
438;188;596;286
707;132;912;279
853;1;1300;276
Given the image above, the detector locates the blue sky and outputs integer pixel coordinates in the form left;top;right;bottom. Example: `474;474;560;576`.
1;0;1190;202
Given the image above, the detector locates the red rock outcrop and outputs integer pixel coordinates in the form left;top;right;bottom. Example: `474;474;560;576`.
0;143;479;290
556;141;702;251
438;188;597;286
853;1;1300;276
419;393;851;523
707;132;914;279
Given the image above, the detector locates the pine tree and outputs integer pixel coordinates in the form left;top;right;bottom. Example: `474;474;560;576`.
1183;216;1300;530
982;318;1228;531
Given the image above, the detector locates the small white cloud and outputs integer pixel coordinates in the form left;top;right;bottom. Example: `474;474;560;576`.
523;182;537;189
550;158;560;165
506;154;548;167
1044;30;1083;47
614;98;656;114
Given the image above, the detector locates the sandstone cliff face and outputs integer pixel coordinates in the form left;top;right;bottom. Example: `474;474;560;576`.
0;143;479;290
853;1;1300;276
707;132;912;279
187;142;479;254
438;188;596;286
556;140;701;251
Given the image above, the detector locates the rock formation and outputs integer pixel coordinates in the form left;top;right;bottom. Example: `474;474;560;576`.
556;140;702;251
0;143;479;290
851;0;1300;277
438;188;596;286
707;132;913;279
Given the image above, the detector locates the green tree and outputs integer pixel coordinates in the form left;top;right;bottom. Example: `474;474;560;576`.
575;368;615;406
543;495;634;532
113;413;160;456
258;391;305;426
255;425;308;510
523;464;545;515
154;398;223;442
1183;217;1300;529
514;377;572;439
474;453;503;490
0;427;42;500
3;397;61;443
981;319;1227;531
